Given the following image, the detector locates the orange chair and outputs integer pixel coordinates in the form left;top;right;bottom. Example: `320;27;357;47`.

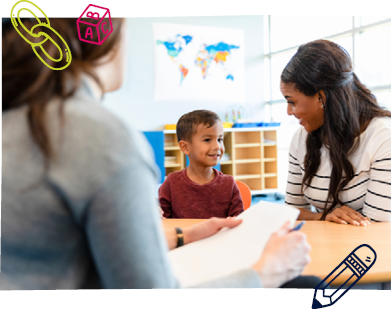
235;180;252;210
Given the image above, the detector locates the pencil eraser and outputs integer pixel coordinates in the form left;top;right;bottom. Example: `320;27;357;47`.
351;244;376;268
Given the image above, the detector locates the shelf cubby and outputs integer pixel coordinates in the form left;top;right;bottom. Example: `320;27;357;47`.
235;161;262;176
264;161;278;174
235;131;261;144
238;178;263;191
264;145;277;159
221;164;233;176
262;130;277;144
264;175;278;189
235;146;261;160
163;133;184;177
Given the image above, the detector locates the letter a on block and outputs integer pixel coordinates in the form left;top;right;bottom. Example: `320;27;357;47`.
85;27;93;39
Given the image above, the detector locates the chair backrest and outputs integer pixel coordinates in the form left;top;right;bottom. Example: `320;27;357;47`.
235;180;252;210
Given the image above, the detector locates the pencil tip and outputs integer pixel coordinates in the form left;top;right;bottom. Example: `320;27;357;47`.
312;298;322;309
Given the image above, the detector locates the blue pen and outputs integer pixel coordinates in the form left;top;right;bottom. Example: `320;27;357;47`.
291;220;305;232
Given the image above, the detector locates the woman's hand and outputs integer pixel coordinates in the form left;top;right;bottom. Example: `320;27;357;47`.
160;207;166;219
325;205;371;226
165;217;243;250
298;205;371;226
251;221;311;288
183;217;243;244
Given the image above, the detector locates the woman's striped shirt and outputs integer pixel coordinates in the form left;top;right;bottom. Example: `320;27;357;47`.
285;117;391;222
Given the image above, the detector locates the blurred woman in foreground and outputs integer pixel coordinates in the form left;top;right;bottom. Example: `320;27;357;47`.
2;18;311;289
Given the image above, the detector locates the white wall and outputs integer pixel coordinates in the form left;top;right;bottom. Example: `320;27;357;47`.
102;16;265;131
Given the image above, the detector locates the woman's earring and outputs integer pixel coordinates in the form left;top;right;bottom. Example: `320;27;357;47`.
319;97;325;109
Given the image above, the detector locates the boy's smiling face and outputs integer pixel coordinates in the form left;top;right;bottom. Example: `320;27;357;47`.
181;121;225;168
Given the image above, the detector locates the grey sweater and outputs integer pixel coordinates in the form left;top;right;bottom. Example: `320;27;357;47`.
1;80;261;289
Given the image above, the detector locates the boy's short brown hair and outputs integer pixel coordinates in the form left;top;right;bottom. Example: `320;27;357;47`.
176;110;221;142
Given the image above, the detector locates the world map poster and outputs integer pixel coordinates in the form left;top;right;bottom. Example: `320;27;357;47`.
153;23;245;102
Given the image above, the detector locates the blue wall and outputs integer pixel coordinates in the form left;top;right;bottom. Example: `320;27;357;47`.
143;131;165;183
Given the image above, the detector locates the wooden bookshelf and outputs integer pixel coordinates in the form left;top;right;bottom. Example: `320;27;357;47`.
163;127;278;192
163;132;184;177
223;128;278;191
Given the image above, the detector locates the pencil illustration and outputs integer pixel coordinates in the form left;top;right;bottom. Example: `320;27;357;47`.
312;244;376;309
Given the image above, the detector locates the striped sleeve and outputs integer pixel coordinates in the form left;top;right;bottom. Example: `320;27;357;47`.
285;129;311;210
362;143;391;222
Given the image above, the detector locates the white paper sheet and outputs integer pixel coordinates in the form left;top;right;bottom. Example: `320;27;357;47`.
168;201;300;287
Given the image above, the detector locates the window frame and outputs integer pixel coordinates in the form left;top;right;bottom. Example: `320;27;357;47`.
263;16;391;121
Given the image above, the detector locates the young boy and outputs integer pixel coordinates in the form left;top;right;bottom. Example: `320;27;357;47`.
159;110;244;219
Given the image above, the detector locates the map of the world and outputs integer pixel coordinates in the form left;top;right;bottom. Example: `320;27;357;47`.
157;35;240;84
154;23;245;102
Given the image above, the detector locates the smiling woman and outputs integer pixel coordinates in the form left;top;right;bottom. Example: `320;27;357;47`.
280;82;325;133
281;39;391;225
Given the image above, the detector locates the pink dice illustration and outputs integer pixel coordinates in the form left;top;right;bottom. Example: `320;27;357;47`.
77;4;113;45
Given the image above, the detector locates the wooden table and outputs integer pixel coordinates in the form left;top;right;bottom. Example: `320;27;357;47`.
163;219;391;285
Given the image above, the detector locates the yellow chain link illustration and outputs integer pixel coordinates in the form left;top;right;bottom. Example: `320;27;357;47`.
10;0;72;71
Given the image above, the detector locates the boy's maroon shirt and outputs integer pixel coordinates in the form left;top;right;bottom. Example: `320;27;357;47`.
159;168;244;219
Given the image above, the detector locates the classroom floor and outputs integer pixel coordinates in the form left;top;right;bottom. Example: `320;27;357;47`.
251;193;285;206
